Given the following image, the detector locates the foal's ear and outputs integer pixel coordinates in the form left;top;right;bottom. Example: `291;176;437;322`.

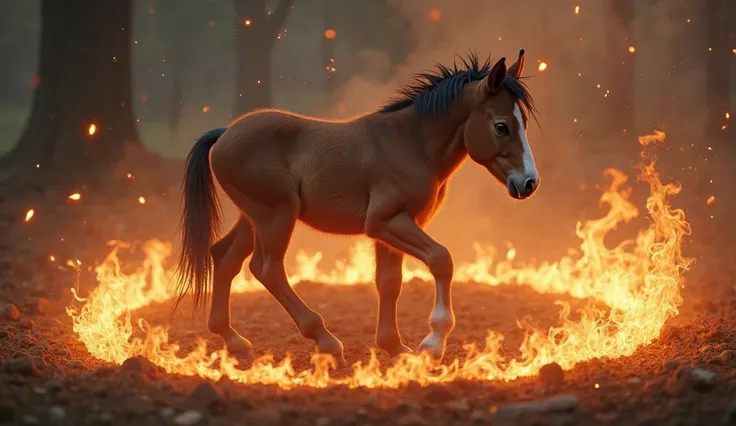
485;57;507;94
507;49;525;78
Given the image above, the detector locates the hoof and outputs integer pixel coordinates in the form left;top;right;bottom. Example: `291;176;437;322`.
386;343;414;360
224;333;255;361
316;332;346;368
417;332;446;362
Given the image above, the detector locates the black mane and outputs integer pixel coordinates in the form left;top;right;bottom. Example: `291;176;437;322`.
379;52;537;120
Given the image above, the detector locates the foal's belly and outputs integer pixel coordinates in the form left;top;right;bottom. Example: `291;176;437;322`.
297;183;367;235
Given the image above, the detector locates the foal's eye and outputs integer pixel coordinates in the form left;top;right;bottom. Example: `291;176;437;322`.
494;123;509;136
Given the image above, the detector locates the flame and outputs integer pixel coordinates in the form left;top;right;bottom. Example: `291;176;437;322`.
68;193;81;201
88;124;96;135
68;131;691;389
24;209;34;222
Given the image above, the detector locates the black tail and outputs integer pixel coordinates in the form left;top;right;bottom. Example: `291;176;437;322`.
172;127;228;316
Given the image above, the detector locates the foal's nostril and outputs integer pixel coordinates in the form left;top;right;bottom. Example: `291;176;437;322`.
523;178;537;194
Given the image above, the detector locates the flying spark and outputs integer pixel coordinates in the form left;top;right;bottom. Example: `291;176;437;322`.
138;196;146;204
706;196;715;205
202;105;211;113
324;29;336;39
24;209;34;222
244;19;252;26
574;5;580;14
88;124;96;135
68;193;81;201
538;61;548;71
628;46;636;53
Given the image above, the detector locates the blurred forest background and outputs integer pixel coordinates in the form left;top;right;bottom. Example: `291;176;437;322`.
0;0;733;267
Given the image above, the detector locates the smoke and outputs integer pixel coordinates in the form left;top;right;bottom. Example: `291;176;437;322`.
279;0;713;270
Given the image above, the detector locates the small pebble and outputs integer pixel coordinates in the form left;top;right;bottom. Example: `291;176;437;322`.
172;410;203;426
5;304;20;321
538;362;565;388
689;368;717;391
49;406;65;421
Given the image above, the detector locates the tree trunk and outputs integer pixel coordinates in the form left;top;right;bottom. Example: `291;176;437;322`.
0;0;150;192
705;0;733;142
322;0;337;108
603;0;636;138
232;0;294;116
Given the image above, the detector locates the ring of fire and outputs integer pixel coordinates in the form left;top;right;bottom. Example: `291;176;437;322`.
66;131;692;389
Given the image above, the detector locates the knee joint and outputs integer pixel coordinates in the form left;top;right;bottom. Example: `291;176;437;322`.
427;246;453;279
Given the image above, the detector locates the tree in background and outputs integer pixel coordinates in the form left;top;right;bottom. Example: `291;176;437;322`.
602;0;636;138
153;0;213;139
232;0;295;116
704;0;734;142
0;0;159;193
0;1;40;106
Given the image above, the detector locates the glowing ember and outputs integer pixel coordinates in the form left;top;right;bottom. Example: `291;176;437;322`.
68;193;81;201
538;61;548;72
324;29;336;39
429;9;442;22
202;105;211;113
138;196;146;204
68;132;691;388
88;124;97;135
574;5;580;14
50;255;56;262
706;196;715;205
628;46;636;53
244;19;252;27
24;209;34;222
726;112;730;120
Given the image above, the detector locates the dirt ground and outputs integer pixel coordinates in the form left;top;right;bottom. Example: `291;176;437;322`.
1;160;736;426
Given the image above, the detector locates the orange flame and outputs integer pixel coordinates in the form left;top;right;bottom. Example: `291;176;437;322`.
67;131;691;388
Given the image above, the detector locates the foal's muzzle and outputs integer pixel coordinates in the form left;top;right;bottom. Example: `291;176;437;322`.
507;174;539;200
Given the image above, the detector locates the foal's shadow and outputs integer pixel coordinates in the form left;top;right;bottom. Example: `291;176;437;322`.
137;279;590;374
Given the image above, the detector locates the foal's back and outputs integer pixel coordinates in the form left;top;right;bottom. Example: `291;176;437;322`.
210;109;414;235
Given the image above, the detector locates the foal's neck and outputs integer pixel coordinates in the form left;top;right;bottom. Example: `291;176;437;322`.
418;109;469;183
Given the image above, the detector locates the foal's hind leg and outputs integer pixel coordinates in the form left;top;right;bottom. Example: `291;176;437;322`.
374;242;413;358
208;216;255;359
249;201;346;368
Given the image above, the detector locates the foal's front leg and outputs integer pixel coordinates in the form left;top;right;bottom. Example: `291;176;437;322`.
367;212;455;361
374;242;413;358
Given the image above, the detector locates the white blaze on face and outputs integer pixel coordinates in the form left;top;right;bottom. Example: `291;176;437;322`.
513;103;537;179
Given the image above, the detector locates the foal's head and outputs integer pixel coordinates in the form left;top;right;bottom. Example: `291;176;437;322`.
463;50;539;200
